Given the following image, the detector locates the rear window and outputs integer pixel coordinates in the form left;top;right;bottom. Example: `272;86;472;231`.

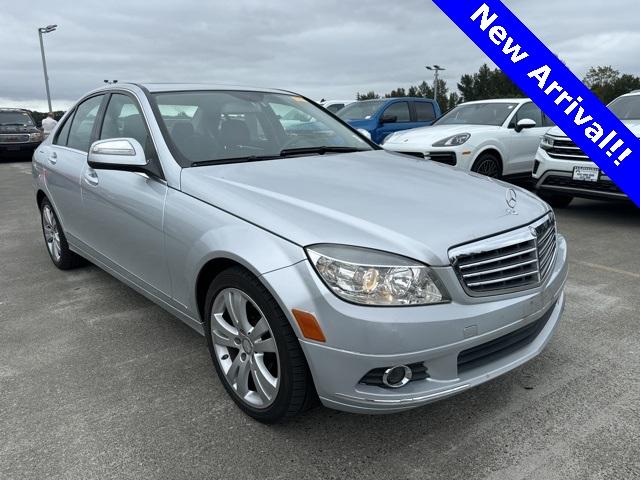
415;102;436;122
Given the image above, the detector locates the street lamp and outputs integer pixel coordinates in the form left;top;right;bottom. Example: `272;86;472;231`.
426;65;446;103
38;24;57;113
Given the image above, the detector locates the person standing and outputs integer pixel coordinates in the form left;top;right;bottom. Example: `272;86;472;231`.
41;112;58;139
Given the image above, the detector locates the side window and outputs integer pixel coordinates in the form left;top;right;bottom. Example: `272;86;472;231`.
100;94;154;159
326;103;344;114
383;102;410;123
415;102;436;122
513;102;543;127
543;114;556;127
53;112;74;146
67;95;104;152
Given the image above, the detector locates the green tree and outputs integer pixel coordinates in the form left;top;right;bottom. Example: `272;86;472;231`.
457;64;524;101
583;66;640;104
356;91;380;100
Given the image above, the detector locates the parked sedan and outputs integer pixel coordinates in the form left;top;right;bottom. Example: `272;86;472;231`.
382;98;554;180
33;83;567;423
337;97;441;144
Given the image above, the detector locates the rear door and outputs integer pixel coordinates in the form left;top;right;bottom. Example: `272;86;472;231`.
42;94;105;240
79;92;171;297
411;101;437;128
375;101;412;144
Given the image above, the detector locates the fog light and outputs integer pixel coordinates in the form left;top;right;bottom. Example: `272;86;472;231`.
382;365;412;388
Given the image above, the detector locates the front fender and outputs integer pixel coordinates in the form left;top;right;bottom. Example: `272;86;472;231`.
163;188;305;317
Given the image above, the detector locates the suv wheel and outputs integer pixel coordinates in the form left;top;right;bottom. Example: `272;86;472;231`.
472;153;502;178
40;198;85;270
204;266;316;423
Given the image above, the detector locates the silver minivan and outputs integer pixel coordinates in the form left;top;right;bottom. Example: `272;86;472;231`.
33;83;567;423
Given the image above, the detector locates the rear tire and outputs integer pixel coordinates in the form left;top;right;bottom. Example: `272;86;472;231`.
204;266;316;423
39;198;86;270
471;153;502;178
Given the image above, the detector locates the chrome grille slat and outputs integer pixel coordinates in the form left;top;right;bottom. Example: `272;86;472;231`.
467;270;538;287
458;246;537;270
450;213;557;296
462;259;539;278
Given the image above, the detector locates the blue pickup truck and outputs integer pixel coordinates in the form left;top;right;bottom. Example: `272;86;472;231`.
337;97;441;144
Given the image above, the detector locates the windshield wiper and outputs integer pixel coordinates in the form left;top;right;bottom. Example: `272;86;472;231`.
191;155;282;167
190;147;369;167
0;122;27;126
279;146;369;157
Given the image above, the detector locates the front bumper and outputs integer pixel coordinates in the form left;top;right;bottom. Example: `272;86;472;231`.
263;235;568;413
534;148;628;201
0;141;41;153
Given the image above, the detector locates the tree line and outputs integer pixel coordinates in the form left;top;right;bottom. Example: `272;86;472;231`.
356;64;640;111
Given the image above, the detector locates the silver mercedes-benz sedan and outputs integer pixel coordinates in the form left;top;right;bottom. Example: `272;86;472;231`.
32;83;567;423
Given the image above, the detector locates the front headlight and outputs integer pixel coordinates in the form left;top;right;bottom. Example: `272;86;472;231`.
432;133;470;147
540;135;554;150
29;132;43;142
306;244;448;306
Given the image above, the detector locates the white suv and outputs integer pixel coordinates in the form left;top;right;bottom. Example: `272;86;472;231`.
533;92;637;207
381;98;554;180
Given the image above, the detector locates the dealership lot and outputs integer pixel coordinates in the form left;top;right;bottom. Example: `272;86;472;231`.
0;160;638;479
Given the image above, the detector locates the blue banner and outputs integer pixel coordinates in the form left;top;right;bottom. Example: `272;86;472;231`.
432;0;640;206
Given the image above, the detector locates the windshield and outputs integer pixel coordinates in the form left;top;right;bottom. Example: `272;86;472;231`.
0;111;34;126
434;102;518;126
337;100;386;121
608;95;640;120
152;91;372;166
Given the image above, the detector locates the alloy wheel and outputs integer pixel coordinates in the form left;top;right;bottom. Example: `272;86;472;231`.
210;288;280;408
475;157;500;178
42;205;62;262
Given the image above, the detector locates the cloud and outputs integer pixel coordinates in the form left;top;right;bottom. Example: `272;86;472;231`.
0;0;637;111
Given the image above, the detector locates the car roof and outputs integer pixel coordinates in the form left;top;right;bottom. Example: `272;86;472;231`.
0;108;30;112
112;82;294;95
460;98;530;105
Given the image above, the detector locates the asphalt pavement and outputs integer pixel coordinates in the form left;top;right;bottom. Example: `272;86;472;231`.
1;159;638;480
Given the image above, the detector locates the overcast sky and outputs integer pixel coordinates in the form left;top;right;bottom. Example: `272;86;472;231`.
1;0;639;111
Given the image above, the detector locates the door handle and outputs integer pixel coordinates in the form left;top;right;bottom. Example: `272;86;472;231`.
48;151;57;165
84;168;99;186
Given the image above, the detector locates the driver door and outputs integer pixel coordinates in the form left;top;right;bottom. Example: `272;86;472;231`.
504;102;550;175
79;92;172;298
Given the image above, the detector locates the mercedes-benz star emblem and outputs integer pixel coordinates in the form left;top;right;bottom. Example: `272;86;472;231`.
506;188;518;214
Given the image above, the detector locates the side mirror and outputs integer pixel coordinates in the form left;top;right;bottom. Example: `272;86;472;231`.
88;138;148;171
515;118;537;132
380;114;398;124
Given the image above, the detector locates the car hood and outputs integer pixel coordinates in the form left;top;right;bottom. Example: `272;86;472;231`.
384;124;501;145
547;119;640;138
180;150;549;266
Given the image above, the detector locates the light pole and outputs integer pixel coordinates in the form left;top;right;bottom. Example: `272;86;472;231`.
38;24;57;113
426;65;446;103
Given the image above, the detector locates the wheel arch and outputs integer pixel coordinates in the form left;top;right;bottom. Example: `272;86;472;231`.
472;146;504;175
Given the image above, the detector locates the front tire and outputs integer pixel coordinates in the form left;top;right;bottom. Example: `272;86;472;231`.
204;266;315;423
40;198;85;270
472;153;502;178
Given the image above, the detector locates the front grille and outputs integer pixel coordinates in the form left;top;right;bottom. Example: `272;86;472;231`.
396;151;425;159
426;151;457;166
543;175;623;194
450;214;557;296
360;362;428;388
457;301;555;374
0;133;30;143
546;138;590;161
